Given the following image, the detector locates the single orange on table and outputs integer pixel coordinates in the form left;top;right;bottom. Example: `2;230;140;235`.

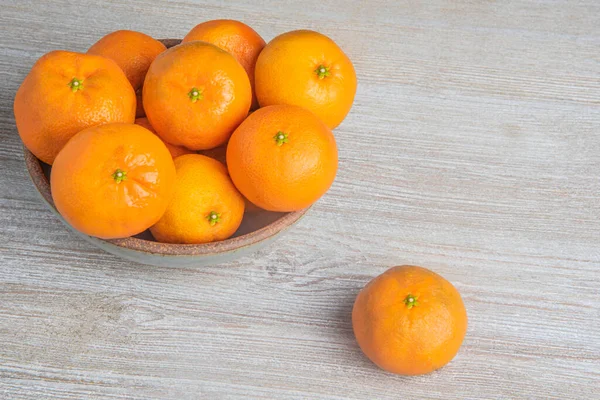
255;30;357;129
150;155;245;244
88;30;166;118
143;41;252;150
183;19;266;109
14;51;136;164
227;104;338;212
135;117;193;159
352;265;468;375
51;123;176;239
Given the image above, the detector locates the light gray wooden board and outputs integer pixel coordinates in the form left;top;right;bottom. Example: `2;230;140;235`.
1;0;599;399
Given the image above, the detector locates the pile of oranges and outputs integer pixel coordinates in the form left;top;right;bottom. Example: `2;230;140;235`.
14;20;468;377
14;20;356;243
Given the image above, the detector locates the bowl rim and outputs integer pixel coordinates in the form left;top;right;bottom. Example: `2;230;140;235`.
21;36;310;257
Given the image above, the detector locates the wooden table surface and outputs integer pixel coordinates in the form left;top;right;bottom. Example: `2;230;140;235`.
1;1;599;399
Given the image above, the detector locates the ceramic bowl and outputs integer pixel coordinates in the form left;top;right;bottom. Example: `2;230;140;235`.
21;38;310;267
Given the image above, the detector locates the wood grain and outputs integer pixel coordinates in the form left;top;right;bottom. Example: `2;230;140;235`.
1;0;599;399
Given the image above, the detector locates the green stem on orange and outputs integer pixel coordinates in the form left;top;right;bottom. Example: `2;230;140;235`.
314;65;331;79
206;211;221;226
274;131;289;146
188;87;204;102
112;169;127;183
68;77;84;92
404;294;419;309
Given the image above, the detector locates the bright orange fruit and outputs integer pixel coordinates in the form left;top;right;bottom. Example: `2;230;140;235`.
88;30;166;90
51;123;176;239
14;51;136;164
227;105;338;212
255;30;357;129
150;154;245;244
143;41;252;150
183;19;265;109
88;30;166;119
352;265;468;375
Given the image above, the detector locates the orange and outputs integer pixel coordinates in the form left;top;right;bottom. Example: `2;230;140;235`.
150;154;245;244
88;30;166;119
88;30;166;92
182;19;266;109
143;41;252;150
352;265;468;375
135;117;193;159
255;30;357;129
227;105;338;212
14;51;136;164
51;123;176;239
